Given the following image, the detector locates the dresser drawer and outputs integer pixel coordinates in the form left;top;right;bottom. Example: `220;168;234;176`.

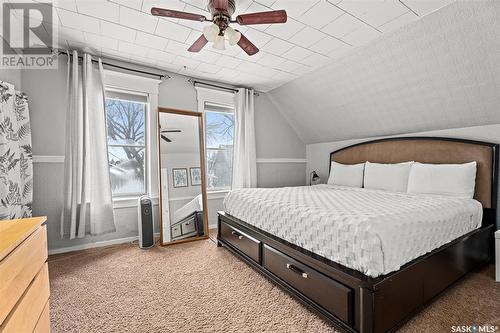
0;263;50;333
33;301;50;333
0;225;47;325
262;245;353;325
181;220;196;234
220;222;261;263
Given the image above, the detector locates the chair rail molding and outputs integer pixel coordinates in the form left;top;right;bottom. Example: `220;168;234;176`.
33;155;65;163
256;158;307;164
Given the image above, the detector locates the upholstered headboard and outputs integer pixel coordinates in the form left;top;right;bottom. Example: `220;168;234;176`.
330;137;498;209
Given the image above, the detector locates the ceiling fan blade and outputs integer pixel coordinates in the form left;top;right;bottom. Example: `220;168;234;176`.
236;10;287;25
188;35;208;53
151;7;207;22
237;33;259;56
161;134;172;142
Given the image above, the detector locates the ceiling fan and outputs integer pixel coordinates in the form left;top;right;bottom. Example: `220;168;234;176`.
160;129;182;142
151;0;287;56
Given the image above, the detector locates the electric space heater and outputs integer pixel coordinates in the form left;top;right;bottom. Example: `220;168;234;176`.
138;196;154;249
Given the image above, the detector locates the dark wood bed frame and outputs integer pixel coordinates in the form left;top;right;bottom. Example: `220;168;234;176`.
217;137;498;333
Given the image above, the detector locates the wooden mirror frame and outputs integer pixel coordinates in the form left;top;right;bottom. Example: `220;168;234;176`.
157;107;209;246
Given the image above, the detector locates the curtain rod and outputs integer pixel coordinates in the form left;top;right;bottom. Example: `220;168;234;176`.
190;79;260;96
58;50;171;80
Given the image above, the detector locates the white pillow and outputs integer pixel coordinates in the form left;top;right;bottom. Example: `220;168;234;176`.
407;162;477;198
327;161;365;188
363;161;414;192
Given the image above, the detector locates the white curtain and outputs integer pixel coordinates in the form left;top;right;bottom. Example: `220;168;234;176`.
60;51;115;239
232;88;257;189
0;81;33;220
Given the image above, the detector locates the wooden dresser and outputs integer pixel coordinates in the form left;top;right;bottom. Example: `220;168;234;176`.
0;217;50;333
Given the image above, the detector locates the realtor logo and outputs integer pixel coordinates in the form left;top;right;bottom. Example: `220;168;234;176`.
1;2;58;69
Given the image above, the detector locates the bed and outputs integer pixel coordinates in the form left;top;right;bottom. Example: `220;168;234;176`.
170;195;204;241
217;137;498;333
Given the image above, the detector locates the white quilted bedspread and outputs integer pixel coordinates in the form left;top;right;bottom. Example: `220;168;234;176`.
223;185;483;277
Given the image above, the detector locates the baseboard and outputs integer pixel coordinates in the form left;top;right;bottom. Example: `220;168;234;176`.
48;232;161;255
208;223;217;230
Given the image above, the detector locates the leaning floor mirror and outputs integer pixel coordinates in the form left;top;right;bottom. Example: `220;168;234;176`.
158;108;209;245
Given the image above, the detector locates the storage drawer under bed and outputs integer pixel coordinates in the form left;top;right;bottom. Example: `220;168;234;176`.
220;221;261;263
262;244;353;325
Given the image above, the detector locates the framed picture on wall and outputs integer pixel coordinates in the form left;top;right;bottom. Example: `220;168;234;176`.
190;167;202;186
172;168;188;188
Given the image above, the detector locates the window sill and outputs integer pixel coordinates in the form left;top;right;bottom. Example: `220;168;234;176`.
113;196;159;209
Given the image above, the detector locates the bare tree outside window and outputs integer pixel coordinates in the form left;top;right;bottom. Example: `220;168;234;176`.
105;97;147;195
205;110;234;190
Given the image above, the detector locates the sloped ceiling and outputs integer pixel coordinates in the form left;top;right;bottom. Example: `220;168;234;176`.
267;1;500;144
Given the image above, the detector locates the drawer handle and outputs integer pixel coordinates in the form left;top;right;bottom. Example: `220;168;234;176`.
231;231;244;240
286;263;308;279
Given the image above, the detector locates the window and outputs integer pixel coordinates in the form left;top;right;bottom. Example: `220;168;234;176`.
204;102;235;191
105;89;148;196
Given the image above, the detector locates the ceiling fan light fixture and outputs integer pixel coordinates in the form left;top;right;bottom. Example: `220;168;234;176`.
212;35;226;50
225;26;241;46
203;23;219;42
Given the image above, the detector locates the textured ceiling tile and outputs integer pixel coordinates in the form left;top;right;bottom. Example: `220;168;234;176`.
258;52;286;67
282;46;315;62
118;40;151;56
321;13;366;38
84;32;119;50
155;19;192;43
337;0;408;27
289;26;327;48
147;48;176;63
120;5;158;33
142;0;186;13
378;11;418;33
215;55;243;69
271;0;320;19
299;1;344;29
53;0;77;12
100;21;137;43
76;0;120;23
135;31;169;50
109;0;143;11
197;62;222;74
401;0;455;16
265;18;305;40
261;38;294;56
165;39;190;55
309;36;349;55
57;8;100;34
342;24;381;46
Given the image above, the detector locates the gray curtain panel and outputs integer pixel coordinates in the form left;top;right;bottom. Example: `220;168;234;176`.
60;51;116;239
0;81;33;220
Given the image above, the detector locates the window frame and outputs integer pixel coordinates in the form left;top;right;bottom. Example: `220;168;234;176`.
195;86;237;193
205;106;235;191
104;86;150;198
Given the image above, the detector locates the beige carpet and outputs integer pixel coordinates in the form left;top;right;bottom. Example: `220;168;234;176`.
48;238;500;333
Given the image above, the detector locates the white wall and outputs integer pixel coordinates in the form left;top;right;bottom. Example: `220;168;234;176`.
306;123;500;228
0;69;22;88
19;59;305;251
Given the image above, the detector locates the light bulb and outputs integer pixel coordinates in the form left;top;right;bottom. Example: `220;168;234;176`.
203;23;219;42
225;27;241;46
212;35;226;50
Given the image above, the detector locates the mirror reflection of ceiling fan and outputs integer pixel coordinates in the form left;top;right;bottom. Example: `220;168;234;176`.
151;0;287;55
160;129;182;142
